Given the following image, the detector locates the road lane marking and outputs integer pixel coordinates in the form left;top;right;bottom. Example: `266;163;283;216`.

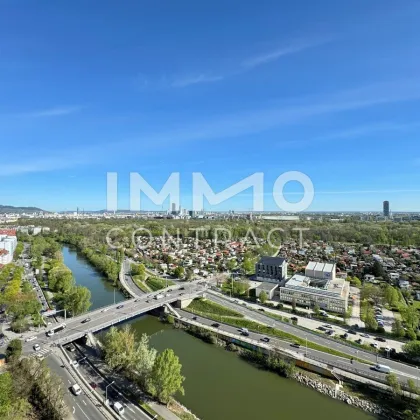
76;402;91;420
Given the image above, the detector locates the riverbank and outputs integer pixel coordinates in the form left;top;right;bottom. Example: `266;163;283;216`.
171;317;412;419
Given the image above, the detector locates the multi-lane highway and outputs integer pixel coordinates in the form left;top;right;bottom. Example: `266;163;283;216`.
206;292;420;381
21;282;207;356
178;308;418;387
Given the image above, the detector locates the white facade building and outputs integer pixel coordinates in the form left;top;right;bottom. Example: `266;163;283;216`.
279;261;349;313
0;229;17;265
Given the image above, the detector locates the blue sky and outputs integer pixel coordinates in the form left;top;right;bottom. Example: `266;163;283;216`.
1;0;420;212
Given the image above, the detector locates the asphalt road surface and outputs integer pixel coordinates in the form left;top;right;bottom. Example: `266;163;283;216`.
206;292;420;382
21;282;207;355
46;351;106;420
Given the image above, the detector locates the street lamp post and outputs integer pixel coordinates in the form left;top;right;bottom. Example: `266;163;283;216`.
305;336;308;357
105;381;115;405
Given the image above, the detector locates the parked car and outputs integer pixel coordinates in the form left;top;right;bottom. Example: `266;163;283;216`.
376;337;386;342
355;338;363;344
81;318;91;324
192;316;197;320
291;316;298;322
116;305;124;309
348;330;357;335
258;308;265;312
361;333;370;338
371;343;378;349
212;323;220;328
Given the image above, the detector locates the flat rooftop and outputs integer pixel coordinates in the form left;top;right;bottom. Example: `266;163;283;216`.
284;274;348;299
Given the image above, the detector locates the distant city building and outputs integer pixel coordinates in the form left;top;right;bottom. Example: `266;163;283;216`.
383;201;390;217
279;261;349;313
255;256;288;283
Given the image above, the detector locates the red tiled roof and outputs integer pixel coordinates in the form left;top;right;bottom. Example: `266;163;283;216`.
0;229;16;236
0;249;9;255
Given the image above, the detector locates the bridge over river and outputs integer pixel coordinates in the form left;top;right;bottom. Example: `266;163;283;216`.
22;283;207;354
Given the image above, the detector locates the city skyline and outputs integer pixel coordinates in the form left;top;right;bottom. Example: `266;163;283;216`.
1;1;420;211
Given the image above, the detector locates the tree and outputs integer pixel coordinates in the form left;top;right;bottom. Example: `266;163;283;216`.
386;372;402;397
103;325;136;370
133;334;157;388
291;298;297;311
6;339;22;362
242;258;254;275
174;266;185;279
407;379;419;397
60;285;91;315
148;349;185;404
401;305;420;330
131;263;146;280
0;372;31;420
392;319;406;338
313;303;320;315
364;310;378;331
372;260;385;278
361;284;383;305
407;329;417;341
349;276;362;287
402;341;420;359
185;268;194;281
227;259;237;272
259;291;268;304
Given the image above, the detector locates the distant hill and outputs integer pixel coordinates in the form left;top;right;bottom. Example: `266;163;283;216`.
0;205;46;214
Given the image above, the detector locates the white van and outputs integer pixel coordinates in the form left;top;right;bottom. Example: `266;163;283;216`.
373;364;391;373
71;384;82;396
240;328;249;334
113;402;125;415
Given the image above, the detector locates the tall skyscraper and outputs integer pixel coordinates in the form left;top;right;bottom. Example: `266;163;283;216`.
383;201;390;217
171;203;176;213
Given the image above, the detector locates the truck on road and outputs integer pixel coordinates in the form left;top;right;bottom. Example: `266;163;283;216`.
154;294;164;300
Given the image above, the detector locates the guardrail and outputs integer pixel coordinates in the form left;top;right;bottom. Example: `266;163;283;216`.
55;292;205;345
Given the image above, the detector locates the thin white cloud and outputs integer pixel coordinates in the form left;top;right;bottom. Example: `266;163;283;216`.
242;38;329;68
23;106;82;118
171;74;224;88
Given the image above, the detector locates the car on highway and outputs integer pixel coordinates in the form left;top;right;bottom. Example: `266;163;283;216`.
212;323;220;328
81;318;91;324
180;287;185;290
116;305;124;309
25;336;37;342
290;343;301;348
113;401;125;416
134;299;140;302
290;316;298;322
326;330;334;336
33;344;41;351
355;338;363;344
258;308;265;312
71;383;82;396
70;360;79;368
341;333;348;339
324;324;333;329
260;337;270;343
361;333;370;338
66;345;75;352
348;329;357;335
371;343;378;349
317;326;326;331
375;337;386;342
192;316;197;320
101;308;109;312
372;364;391;373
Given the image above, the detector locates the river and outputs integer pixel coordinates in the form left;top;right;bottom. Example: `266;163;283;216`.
62;245;125;311
64;245;373;420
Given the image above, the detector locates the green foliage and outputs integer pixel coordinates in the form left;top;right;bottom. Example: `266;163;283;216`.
188;298;243;317
391;319;405;338
131;263;146;280
146;277;175;291
386;372;402;397
174;266;185;279
259;291;268;304
364;309;378;331
401;305;420;331
407;329;417;341
348;276;362;287
6;339;22;362
361;284;383;305
13;242;24;260
384;285;400;307
240;350;296;378
372;260;385;278
48;262;74;293
402;341;420;359
242;257;254;274
148;349;185;404
82;248;120;283
58;285;92;315
0;372;31;420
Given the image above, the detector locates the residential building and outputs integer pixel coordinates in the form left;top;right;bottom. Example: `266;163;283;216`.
255;256;288;283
